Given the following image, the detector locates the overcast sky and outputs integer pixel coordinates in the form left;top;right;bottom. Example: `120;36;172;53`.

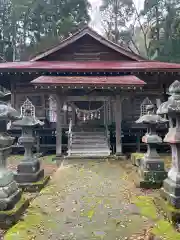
89;0;144;33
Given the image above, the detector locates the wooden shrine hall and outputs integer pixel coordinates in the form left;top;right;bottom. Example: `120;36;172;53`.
1;26;180;158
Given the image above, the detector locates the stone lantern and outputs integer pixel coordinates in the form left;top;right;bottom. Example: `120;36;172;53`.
0;100;22;211
157;80;180;208
136;104;168;188
13;109;44;186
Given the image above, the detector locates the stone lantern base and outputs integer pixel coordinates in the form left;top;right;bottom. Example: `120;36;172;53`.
0;168;22;211
160;178;180;209
14;158;44;184
138;153;167;188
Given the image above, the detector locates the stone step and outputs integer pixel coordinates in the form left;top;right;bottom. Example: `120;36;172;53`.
73;128;105;132
72;132;106;137
69;149;111;154
72;137;107;143
72;135;106;140
71;143;108;148
68;151;111;157
71;147;109;152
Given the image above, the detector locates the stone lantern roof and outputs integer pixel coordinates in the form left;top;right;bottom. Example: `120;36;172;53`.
136;104;168;125
0;101;20;121
13;109;44;127
157;80;180;115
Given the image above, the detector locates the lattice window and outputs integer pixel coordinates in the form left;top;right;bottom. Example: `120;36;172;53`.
48;96;57;122
140;97;152;116
21;98;35;117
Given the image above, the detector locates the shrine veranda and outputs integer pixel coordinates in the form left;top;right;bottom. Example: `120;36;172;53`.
1;27;180;156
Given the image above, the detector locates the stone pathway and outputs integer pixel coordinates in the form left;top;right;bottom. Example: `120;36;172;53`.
5;159;161;240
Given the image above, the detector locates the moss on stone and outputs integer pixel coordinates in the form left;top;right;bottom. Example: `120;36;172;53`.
154;196;180;223
18;176;50;193
132;195;180;240
132;196;158;220
130;153;144;166
0;195;25;216
152;220;180;240
4;202;57;240
0;195;30;230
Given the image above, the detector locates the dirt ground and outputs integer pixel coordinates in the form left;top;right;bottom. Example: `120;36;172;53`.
4;157;180;240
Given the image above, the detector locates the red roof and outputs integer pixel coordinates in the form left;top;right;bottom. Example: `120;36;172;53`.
31;75;145;86
0;61;180;72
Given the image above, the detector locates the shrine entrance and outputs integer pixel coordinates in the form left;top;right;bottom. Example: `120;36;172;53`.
70;101;105;127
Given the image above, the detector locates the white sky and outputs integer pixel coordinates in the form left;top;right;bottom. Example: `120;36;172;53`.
89;0;144;33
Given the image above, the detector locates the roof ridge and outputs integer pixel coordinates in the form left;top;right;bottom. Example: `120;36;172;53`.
30;26;145;61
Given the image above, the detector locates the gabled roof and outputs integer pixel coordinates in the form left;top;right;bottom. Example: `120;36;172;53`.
30;26;145;62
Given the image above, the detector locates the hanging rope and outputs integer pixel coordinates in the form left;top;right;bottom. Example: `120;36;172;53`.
70;102;104;122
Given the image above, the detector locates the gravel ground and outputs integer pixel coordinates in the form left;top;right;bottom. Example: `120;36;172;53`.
5;159;159;240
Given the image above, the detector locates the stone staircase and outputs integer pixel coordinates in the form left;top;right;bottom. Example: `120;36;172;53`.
67;127;111;158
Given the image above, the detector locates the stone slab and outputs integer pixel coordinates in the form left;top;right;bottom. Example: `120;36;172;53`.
18;176;50;192
154;196;180;224
17;160;40;173
160;186;180;209
14;169;44;183
0;196;30;229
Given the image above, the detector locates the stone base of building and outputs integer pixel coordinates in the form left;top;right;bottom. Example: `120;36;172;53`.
154;196;180;224
160;178;180;209
18;176;50;192
0;196;30;229
14;169;44;183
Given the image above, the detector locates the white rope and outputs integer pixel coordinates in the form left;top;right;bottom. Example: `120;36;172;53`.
70;102;104;113
70;102;104;121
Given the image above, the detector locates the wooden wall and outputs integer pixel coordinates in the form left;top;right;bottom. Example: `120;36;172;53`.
39;35;137;62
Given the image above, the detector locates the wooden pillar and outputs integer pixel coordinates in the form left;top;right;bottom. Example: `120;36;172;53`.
136;132;141;153
104;101;107;126
55;94;63;156
115;95;122;155
72;103;75;125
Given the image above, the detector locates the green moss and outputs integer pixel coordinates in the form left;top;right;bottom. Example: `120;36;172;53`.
133;196;180;239
29;176;50;185
132;196;158;220
39;184;56;195
0;195;26;216
130;153;144;166
131;153;144;158
152;220;180;240
5;203;57;240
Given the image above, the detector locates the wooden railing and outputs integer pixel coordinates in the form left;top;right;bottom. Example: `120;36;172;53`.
105;124;110;150
67;118;73;156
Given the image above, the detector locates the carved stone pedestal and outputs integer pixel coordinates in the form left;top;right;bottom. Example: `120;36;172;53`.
138;143;167;188
136;105;167;189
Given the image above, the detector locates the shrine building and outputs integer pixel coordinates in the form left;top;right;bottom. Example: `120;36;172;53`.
1;26;180;158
